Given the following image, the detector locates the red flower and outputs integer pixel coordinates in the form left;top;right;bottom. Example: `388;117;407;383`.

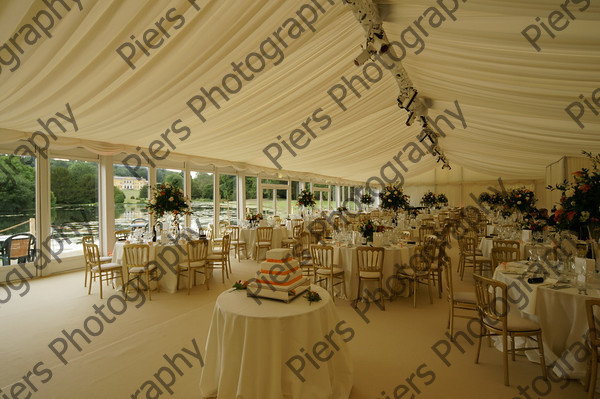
566;211;577;221
580;184;591;193
560;196;565;203
573;171;584;177
553;209;564;222
591;218;600;222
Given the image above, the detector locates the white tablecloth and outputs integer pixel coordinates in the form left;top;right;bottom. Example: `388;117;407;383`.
493;261;599;379
241;227;288;259
112;240;190;293
332;244;416;300
199;286;353;399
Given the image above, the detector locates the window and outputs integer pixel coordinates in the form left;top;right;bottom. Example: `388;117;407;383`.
291;181;301;215
0;154;36;265
50;158;99;256
219;174;237;225
190;171;214;230
113;164;149;231
245;176;258;215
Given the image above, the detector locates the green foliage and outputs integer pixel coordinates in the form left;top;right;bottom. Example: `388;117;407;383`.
50;161;98;204
114;164;148;179
192;173;213;199
139;184;148;199
165;173;183;188
220;174;236;201
114;187;126;203
0;155;35;213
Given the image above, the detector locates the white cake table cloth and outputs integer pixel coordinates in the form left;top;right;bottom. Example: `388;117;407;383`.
199;286;353;398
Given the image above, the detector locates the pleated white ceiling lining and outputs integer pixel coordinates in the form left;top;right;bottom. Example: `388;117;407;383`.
0;0;599;184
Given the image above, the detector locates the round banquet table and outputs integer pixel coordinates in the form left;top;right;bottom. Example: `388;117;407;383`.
332;244;416;300
199;285;353;399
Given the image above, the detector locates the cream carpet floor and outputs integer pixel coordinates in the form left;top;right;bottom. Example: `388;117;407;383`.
0;239;588;399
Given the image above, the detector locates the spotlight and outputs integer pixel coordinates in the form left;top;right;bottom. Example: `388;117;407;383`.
397;88;418;110
406;111;416;126
354;46;373;66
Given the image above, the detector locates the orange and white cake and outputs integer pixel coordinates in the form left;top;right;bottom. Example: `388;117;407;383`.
255;249;306;290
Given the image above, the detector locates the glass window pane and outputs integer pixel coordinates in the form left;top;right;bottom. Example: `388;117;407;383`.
291;181;301;215
190;171;214;230
276;189;288;216
113;164;149;231
0;154;36;265
219;174;237;225
50;158;98;256
245;176;257;215
262;188;274;217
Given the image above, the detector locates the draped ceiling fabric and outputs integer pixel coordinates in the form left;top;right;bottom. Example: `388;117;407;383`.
0;0;599;186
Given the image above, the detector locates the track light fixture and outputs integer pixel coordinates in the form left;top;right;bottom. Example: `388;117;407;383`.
354;45;374;66
405;111;416;126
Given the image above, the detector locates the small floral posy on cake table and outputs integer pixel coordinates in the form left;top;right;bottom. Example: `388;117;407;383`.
232;280;249;290
305;289;321;304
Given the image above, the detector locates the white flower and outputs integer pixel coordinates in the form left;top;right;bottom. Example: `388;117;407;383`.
565;188;575;197
581;211;590;222
169;197;174;202
388;199;392;202
517;201;521;205
571;201;576;206
150;199;157;205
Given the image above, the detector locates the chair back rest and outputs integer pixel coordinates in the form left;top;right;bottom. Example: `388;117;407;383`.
419;225;435;243
292;224;303;239
300;231;311;250
442;250;454;302
218;221;229;235
311;218;327;234
473;274;508;329
356;246;384;273
423;235;438;263
311;245;334;270
82;235;94;246
220;234;231;254
187;239;209;262
8;237;30;259
83;243;100;267
491;247;519;269
115;230;130;241
492;239;520;251
460;235;478;257
123;244;150;269
229;226;240;241
411;246;433;272
586;299;600;348
291;219;304;229
256;227;273;242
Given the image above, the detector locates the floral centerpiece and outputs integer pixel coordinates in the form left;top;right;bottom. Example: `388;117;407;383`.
421;191;437;208
305;289;321;304
146;182;191;217
246;212;263;227
358;219;384;241
146;183;191;238
232;280;249;290
549;151;600;237
479;192;506;211
504;187;536;214
379;183;409;211
360;193;374;206
297;189;316;208
521;218;548;232
436;193;448;208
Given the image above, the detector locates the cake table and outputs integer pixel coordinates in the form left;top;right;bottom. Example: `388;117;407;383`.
199;285;354;398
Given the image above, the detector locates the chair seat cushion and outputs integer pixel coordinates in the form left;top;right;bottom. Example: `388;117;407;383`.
454;290;477;304
475;255;490;262
483;314;541;332
99;256;112;262
281;239;295;244
257;241;272;245
206;254;224;261
233;240;246;245
128;264;157;274
396;268;429;277
180;261;206;269
92;262;121;272
359;271;382;279
316;267;344;275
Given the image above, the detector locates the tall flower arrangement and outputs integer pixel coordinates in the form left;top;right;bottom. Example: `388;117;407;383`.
549;151;600;233
437;193;448;208
421;192;437;208
297;189;316;208
379;184;409;211
504;187;536;214
146;183;191;217
360;193;374;206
